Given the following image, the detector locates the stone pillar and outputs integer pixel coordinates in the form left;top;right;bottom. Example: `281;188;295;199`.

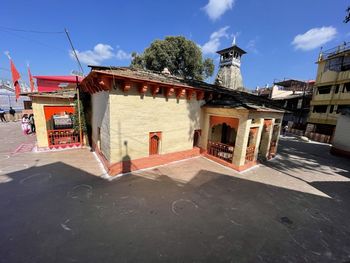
253;118;264;161
259;118;275;160
200;112;210;150
232;118;251;167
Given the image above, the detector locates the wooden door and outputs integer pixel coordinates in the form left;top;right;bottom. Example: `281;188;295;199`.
149;132;161;155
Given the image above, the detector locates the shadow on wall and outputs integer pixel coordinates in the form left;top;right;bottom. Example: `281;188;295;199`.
1;161;350;261
186;100;201;143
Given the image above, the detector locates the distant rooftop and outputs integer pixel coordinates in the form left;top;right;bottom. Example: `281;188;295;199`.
274;79;314;88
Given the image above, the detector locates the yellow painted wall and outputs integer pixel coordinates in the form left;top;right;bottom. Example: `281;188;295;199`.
105;86;203;163
32;97;74;148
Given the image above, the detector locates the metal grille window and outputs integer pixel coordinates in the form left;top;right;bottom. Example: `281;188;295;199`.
324;57;342;72
318;85;332;94
313;105;328;113
334;84;340;93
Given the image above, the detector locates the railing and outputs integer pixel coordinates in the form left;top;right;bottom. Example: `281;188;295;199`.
207;141;234;163
288;129;332;144
323;42;350;59
47;129;80;147
245;145;256;163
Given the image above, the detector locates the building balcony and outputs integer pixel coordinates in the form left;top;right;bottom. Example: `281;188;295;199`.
308;112;338;125
317;70;350;84
313;92;350;103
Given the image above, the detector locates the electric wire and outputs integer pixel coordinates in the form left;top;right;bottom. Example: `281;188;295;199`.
0;26;64;34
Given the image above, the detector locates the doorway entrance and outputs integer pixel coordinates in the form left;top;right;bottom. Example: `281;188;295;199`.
149;132;161;155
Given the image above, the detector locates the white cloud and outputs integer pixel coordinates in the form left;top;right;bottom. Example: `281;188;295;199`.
203;0;235;21
292;26;337;51
70;43;131;65
201;26;230;54
116;49;131;60
246;38;259;54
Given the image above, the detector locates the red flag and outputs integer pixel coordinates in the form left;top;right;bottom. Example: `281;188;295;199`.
28;66;35;92
10;60;21;100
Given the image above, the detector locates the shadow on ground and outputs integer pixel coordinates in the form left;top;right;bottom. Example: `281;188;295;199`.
0;157;350;263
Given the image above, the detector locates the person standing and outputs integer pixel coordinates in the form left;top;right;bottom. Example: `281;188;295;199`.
0;108;7;122
29;114;35;133
282;125;288;136
21;114;30;135
9;107;16;121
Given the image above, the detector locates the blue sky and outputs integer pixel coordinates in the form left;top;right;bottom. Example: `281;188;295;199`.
0;0;349;89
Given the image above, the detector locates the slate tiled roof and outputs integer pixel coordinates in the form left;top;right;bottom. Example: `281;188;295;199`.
85;66;284;112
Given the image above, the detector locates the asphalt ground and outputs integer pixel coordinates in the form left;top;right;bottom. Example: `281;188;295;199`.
0;122;350;262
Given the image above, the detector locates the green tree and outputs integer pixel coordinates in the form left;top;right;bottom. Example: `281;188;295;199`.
131;36;214;81
345;6;350;23
73;99;87;134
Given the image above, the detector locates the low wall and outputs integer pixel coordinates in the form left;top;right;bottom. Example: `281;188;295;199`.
2;112;30;122
288;128;332;144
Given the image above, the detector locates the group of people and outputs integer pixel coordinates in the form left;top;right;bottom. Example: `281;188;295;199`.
21;114;35;135
0;107;16;122
0;106;35;135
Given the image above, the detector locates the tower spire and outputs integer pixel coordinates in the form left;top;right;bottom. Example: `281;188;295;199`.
215;40;247;90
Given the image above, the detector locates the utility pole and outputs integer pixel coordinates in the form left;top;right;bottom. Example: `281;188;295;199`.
64;28;84;75
65;28;84;145
76;76;83;146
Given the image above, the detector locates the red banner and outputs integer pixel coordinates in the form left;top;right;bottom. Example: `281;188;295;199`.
28;67;35;92
10;60;21;100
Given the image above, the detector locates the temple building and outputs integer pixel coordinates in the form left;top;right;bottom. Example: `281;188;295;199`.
29;76;83;150
80;66;284;176
215;40;246;90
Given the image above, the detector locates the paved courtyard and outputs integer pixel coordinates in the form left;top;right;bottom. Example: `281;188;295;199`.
0;122;350;262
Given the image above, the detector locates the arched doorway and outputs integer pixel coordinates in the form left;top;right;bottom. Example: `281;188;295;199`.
211;123;236;145
193;129;201;147
149;132;161;155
